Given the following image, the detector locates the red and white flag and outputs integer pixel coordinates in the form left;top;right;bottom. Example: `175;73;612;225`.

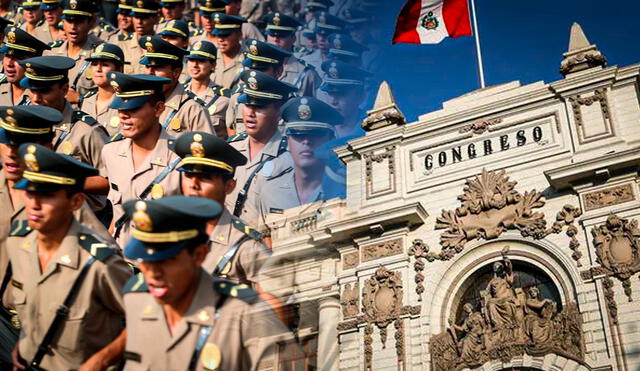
393;0;472;44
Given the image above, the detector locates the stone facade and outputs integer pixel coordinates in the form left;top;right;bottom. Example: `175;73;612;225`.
260;24;640;370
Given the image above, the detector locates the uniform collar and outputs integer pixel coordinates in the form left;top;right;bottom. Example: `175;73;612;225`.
283;55;300;73
209;208;232;246
0;170;24;215
164;83;185;111
58;35;99;60
238;129;285;167
118;129;176;176
28;219;83;284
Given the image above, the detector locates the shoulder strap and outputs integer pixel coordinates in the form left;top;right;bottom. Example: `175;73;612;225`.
226;132;247;143
73;110;99;126
212;280;258;304
0;73;7;84
72;60;91;90
122;272;149;294
30;256;97;369
9;220;32;237
231;218;264;240
48;39;64;48
78;233;118;262
212;234;251;277
188;325;213;371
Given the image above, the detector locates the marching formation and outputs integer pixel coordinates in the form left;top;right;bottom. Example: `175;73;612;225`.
0;0;385;369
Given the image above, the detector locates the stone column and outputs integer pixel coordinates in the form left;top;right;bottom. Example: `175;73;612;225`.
317;296;340;371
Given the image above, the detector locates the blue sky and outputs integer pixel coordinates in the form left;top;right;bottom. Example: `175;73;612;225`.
371;0;640;121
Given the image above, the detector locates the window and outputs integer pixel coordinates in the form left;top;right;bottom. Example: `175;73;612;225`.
278;336;317;371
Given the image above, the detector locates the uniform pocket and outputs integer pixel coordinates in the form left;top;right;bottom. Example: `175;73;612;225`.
107;188;123;206
55;315;85;352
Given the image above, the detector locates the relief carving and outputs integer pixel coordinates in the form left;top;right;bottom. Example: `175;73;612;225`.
340;282;359;318
343;252;359;270
591;214;640;301
362;239;403;262
458;118;502;135
364;146;396;199
583;184;635;211
568;89;613;144
431;249;585;371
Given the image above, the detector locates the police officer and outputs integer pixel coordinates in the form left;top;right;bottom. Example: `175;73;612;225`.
157;18;190;49
0;2;21;24
106;0;134;43
226;38;291;134
223;0;265;41
0;26;51;106
33;0;63;44
249;96;345;231
185;41;230;138
140;35;215;136
101;72;182;247
325;32;368;66
117;0;159;74
6;143;131;370
79;43;126;136
211;13;246;90
19;56;111;215
18;1;43;36
157;0;199;33
191;0;264;46
120;196;290;370
264;12;321;97
301;12;346;72
44;0;104;103
227;69;296;222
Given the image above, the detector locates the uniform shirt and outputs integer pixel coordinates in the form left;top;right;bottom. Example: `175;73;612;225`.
184;80;230;139
44;34;104;96
123;270;286;371
227;130;289;224
102;130;181;247
300;48;324;74
212;52;244;90
280;56;321;97
90;18;118;41
79;90;121;137
224;90;244;133
190;22;265;45
0;75;29;106
239;0;276;24
33;22;61;45
6;220;131;371
161;83;215;136
116;35;146;75
55;102;109;171
106;29;133;44
203;209;271;287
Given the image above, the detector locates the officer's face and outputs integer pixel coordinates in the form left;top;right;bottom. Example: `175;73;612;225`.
2;55;26;83
29;83;68;111
187;59;214;80
181;172;235;205
0;143;22;181
225;1;241;15
327;88;363;119
23;8;42;24
215;31;241;54
117;12;133;31
91;60;120;88
267;34;296;52
63;17;91;44
201;14;214;33
160;34;188;49
288;132;333;169
138;244;208;305
43;8;62;26
242;103;281;140
161;4;185;21
303;35;317;50
316;33;329;53
24;189;84;233
118;100;165;139
133;14;158;36
145;64;182;91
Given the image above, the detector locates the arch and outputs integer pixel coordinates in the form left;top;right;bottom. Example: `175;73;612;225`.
427;235;583;334
473;353;591;371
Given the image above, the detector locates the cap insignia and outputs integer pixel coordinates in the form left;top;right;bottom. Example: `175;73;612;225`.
193;41;202;50
333;35;342;49
95;44;104;53
248;40;258;55
145;38;154;53
133;201;153;232
70;0;77;9
273;13;281;26
7;31;15;43
319;14;326;24
328;62;338;79
110;80;120;93
247;73;258;90
24;144;39;172
213;15;221;25
298;98;311;120
5;108;17;127
136;0;144;8
190;133;205;158
205;0;213;8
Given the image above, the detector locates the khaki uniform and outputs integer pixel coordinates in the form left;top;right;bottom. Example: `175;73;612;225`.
0;75;29;106
6;220;131;371
184;80;229;138
161;83;214;136
90;19;118;41
300;48;324;73
123;270;286;371
212;52;244;90
117;35;146;75
203;209;271;287
189;22;265;45
79;90;121;137
225;90;244;133
227;130;289;224
44;34;104;96
239;0;277;24
102;130;182;247
33;22;61;45
106;29;133;44
280;56;321;97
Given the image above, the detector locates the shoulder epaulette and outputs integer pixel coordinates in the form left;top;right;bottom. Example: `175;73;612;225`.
72;110;99;126
189;28;204;37
118;32;133;41
110;133;125;142
230;83;244;95
212;85;229;98
231;218;264;240
213;280;258;304
226;132;247;143
49;39;64;48
122;272;149;294
78;233;118;262
188;21;196;29
0;73;7;84
81;89;97;100
8;220;32;237
185;90;206;106
100;21;115;32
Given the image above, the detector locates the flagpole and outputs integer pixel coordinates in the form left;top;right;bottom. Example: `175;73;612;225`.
469;0;486;88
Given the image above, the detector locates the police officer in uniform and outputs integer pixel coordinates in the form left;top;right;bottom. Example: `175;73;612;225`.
79;43;126;136
191;0;264;46
6;143;131;370
211;13;246;90
106;0;134;43
18;1;43;36
120;196;290;370
157;18;190;49
301;11;346;72
184;41;230;138
44;0;104;102
101;72;182;247
139;35;215;136
117;0;159;75
264;12;321;97
227;69;296;222
33;0;64;44
0;26;51;106
19;56;111;215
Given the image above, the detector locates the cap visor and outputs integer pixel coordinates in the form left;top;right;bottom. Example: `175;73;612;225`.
125;238;187;262
139;56;174;66
20;77;56;91
158;30;185;38
265;29;295;37
211;29;234;36
186;54;212;61
237;93;271;107
178;164;229;176
13;179;67;193
110;95;152;110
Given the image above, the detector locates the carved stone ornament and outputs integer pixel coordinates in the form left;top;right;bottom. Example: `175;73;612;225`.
458;118;502;135
583;184;635;211
343;252;359;270
362;239;403;262
430;252;585;371
568;89;611;130
361;81;406;131
340;282;359;318
591;214;640;301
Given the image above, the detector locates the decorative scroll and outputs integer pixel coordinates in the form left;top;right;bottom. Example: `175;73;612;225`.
583;184;635;211
362;239;403;262
458;118;502;135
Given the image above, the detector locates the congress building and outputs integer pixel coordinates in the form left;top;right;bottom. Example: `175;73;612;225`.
261;23;640;371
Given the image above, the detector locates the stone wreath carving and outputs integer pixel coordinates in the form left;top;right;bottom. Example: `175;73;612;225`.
430;250;585;371
591;214;640;301
409;169;582;299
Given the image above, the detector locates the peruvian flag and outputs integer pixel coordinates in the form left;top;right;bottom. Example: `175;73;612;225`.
393;0;472;44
